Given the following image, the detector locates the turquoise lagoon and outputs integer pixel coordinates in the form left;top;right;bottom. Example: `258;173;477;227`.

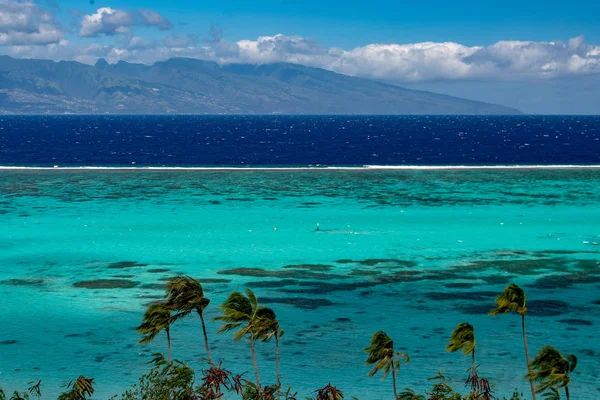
0;169;599;398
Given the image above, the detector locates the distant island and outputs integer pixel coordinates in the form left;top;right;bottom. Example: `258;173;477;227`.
0;56;520;115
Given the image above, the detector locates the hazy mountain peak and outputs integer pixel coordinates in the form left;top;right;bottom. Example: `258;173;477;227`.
95;58;110;69
0;55;521;115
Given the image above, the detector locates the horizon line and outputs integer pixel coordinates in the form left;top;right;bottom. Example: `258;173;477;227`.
1;165;600;171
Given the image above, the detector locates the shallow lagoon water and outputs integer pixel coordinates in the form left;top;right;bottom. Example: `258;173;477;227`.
0;169;599;399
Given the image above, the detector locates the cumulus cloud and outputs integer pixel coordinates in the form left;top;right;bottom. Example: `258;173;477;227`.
220;34;600;82
0;0;63;45
2;23;600;83
79;7;134;37
79;7;171;37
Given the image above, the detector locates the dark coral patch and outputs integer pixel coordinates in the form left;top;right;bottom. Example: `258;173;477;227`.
281;270;424;295
350;270;382;276
198;278;232;284
444;282;478;289
283;264;334;271
335;259;417;268
456;303;494;315
108;261;148;269
454;257;571;275
139;283;166;290
260;297;334;310
424;291;497;301
558;319;593;326
73;279;139;289
480;275;516;285
536;250;599;256
247;279;299;288
0;278;46;286
527;300;571;317
218;267;345;280
529;273;600;289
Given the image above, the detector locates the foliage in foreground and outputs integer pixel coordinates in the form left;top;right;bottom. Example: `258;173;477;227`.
1;281;580;400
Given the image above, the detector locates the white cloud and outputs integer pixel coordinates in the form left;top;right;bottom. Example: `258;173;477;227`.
79;7;134;37
138;9;171;30
0;0;63;45
2;25;600;83
79;7;171;37
221;34;600;82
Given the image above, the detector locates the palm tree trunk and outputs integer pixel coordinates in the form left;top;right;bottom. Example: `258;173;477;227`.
166;327;172;361
521;315;537;400
472;349;478;397
565;385;570;400
198;310;214;367
251;334;261;391
275;333;281;388
391;359;398;400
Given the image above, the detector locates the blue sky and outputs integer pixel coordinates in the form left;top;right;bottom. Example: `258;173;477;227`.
56;0;600;48
1;0;600;112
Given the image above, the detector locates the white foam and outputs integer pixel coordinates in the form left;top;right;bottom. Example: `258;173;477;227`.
0;164;599;171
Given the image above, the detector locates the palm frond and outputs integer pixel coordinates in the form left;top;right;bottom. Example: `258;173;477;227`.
364;331;398;380
397;388;426;400
446;323;475;356
489;283;527;316
136;301;172;345
165;275;210;317
528;346;577;394
245;288;258;312
541;387;561;400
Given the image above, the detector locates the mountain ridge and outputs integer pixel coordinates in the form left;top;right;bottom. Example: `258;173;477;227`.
0;55;521;115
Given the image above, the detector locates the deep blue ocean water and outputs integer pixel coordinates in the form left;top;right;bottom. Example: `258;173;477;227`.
1;116;599;399
0;115;599;166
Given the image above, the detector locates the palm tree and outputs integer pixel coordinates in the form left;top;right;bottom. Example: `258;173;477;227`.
527;346;577;400
214;288;263;390
489;283;536;400
365;330;410;399
137;301;174;361
446;323;477;397
57;377;94;400
446;322;476;370
255;306;284;388
165;275;213;366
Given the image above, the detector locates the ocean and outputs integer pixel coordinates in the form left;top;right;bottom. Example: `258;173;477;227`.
0;115;599;399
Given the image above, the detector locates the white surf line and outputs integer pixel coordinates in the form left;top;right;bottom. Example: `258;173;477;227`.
1;165;600;171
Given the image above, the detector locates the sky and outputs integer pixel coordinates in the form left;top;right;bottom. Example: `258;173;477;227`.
1;0;600;113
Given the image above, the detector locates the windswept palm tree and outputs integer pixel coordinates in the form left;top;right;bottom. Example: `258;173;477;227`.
165;275;213;366
137;301;174;361
489;283;536;400
527;346;577;400
365;330;410;399
255;306;284;388
446;323;476;369
214;289;262;390
446;323;478;397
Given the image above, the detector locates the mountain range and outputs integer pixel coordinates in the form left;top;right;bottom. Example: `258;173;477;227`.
0;55;520;115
